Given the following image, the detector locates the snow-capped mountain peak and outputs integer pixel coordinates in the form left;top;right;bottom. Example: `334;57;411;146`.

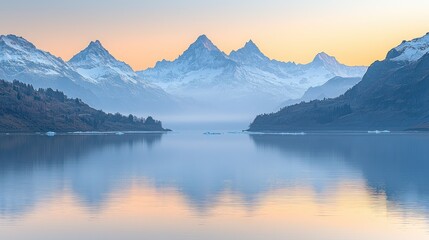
229;39;270;64
306;52;367;78
180;34;224;58
190;34;220;52
86;40;108;54
0;34;37;52
243;40;263;54
69;40;138;84
311;52;340;67
174;34;233;70
243;40;260;52
389;32;429;62
90;39;102;47
70;40;115;64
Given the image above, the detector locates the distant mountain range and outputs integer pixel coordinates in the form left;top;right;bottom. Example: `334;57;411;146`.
0;79;168;132
249;33;429;132
0;34;367;118
138;35;367;114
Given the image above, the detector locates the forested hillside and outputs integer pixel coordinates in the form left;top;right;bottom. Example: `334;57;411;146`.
0;80;168;133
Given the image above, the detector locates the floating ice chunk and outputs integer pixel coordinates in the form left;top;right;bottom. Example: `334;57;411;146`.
46;131;56;136
368;130;390;134
279;132;306;136
247;132;306;135
203;132;222;135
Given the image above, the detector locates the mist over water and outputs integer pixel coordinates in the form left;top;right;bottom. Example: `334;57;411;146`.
144;97;282;131
1;132;429;239
157;114;253;131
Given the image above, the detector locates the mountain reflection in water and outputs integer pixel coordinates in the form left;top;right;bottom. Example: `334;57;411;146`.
0;132;429;240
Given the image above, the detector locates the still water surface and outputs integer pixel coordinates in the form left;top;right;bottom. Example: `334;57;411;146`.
0;132;429;239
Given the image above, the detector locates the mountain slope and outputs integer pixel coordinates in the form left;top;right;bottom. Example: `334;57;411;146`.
0;79;168;132
281;76;362;106
305;52;366;77
68;40;177;113
0;35;98;105
138;35;367;115
249;33;429;132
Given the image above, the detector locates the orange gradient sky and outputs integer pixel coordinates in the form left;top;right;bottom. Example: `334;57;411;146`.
1;0;429;70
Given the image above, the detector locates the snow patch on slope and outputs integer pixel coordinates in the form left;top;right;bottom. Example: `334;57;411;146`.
392;33;429;62
0;34;78;79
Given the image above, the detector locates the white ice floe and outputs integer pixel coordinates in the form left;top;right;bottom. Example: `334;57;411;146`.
45;131;56;136
368;130;391;134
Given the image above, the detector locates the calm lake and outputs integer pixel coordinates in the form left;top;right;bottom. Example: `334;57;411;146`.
1;132;429;239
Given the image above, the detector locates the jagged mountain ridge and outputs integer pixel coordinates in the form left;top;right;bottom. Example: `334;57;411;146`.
138;35;367;114
0;34;176;114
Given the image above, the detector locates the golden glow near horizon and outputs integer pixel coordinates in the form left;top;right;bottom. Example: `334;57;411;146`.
1;183;429;239
1;0;429;70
